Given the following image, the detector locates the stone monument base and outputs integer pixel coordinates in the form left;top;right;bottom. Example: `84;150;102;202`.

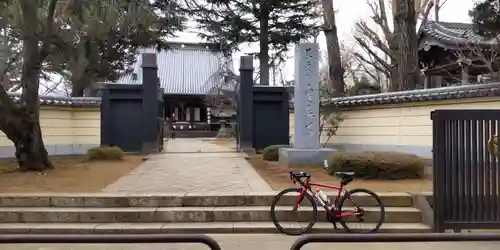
279;148;337;168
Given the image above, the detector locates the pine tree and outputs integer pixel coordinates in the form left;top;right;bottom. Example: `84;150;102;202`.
192;0;320;86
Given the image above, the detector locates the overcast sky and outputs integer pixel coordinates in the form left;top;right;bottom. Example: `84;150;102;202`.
170;0;476;84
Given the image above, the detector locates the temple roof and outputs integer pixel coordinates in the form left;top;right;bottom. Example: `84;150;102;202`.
419;21;497;50
107;42;233;96
323;83;500;108
7;92;101;107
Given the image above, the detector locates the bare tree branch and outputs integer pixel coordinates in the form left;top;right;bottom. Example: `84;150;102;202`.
354;37;392;71
355;21;395;61
352;0;434;90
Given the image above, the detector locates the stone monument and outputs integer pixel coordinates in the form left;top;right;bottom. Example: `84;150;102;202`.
278;43;336;167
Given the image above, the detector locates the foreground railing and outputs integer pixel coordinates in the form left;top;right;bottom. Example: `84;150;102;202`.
2;232;500;250
290;233;500;250
0;234;221;250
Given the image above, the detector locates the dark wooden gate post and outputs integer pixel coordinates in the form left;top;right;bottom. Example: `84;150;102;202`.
238;56;254;152
100;88;111;146
141;53;160;153
431;110;445;233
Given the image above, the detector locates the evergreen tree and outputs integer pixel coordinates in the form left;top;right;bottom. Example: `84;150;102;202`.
51;0;186;96
0;0;185;171
190;0;320;85
469;0;500;37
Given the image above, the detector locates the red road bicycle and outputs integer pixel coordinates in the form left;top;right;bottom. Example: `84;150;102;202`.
270;169;385;235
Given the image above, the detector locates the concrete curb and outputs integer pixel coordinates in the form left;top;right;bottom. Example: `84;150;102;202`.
0;192;414;207
0;206;421;223
410;193;434;229
0;222;431;234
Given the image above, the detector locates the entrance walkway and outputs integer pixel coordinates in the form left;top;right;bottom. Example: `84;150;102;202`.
102;138;271;193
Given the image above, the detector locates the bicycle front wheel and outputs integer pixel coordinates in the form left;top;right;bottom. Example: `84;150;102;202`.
270;187;317;235
338;188;385;233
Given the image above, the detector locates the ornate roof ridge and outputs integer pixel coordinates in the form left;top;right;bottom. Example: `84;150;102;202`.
420;21;498;47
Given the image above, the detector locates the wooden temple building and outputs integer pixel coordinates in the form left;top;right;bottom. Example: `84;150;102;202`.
105;42;237;137
418;21;500;88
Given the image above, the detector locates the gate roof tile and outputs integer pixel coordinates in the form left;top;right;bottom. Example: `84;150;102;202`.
7;92;101;107
321;83;500;108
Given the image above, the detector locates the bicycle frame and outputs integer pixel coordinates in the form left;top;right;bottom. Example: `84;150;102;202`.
294;179;361;219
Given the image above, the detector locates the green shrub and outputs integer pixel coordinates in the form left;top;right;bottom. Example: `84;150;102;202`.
327;151;426;180
87;145;124;161
262;144;290;161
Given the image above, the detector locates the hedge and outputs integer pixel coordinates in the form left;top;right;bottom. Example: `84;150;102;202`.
87;145;125;161
262;144;290;161
327;151;426;180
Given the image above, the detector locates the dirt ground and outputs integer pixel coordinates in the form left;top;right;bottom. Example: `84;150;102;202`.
0;155;145;193
246;154;432;193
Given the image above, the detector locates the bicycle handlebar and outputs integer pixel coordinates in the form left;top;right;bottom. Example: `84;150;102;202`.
289;172;310;186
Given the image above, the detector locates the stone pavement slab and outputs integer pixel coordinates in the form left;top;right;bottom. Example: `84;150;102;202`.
162;138;235;153
2;234;500;250
102;139;271;193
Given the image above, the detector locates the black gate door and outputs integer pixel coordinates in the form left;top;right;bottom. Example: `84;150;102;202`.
101;84;164;153
252;86;289;151
109;99;143;152
101;85;144;152
432;109;500;232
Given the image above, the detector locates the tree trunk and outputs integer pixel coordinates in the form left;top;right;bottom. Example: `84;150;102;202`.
71;76;90;97
13;117;52;171
389;1;401;91
259;10;270;86
0;106;53;171
321;0;345;96
388;58;400;91
13;1;53;171
71;87;85;97
15;62;53;171
394;0;419;90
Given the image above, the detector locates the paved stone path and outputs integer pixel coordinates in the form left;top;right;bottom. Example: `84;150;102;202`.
4;234;500;250
102;138;271;193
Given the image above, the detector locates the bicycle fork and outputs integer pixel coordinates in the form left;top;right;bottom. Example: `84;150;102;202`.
292;188;307;212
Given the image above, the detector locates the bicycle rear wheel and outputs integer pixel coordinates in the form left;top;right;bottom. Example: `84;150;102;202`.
270;187;317;235
338;188;385;233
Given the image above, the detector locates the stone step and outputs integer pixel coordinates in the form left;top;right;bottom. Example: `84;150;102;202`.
0;206;421;223
0;192;414;207
0;222;432;234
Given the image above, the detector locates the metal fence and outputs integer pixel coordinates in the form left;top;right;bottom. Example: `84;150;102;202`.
2;232;500;249
0;234;221;250
432;109;500;232
290;233;500;250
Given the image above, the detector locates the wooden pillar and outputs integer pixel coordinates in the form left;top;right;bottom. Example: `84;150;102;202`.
100;88;111;146
424;75;431;89
141;53;160;153
461;64;469;85
432;75;443;88
238;56;254;152
190;106;195;122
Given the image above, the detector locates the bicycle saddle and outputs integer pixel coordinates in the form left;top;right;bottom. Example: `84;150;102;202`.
335;172;355;178
290;171;311;178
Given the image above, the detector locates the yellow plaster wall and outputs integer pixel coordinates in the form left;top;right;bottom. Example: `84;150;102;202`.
289;97;500;148
0;106;101;147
